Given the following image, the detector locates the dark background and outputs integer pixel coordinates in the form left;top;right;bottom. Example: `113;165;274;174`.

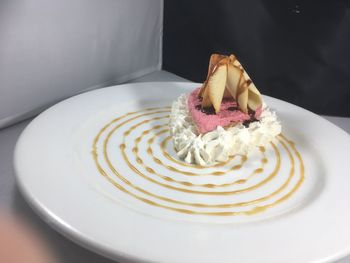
163;0;350;116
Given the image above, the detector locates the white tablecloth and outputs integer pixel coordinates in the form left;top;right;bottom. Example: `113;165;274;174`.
0;71;349;263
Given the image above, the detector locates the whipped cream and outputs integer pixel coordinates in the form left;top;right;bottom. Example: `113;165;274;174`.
169;94;281;165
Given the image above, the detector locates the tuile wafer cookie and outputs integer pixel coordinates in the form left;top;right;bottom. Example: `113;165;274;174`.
199;53;262;113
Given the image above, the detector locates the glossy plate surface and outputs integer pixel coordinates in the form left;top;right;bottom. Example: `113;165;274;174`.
14;82;350;263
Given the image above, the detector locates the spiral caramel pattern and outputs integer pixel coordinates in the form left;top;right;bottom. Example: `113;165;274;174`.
92;107;305;216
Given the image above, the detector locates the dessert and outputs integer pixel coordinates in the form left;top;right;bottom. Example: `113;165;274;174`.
170;54;281;165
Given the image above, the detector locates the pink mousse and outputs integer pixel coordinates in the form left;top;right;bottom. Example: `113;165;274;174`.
188;88;262;134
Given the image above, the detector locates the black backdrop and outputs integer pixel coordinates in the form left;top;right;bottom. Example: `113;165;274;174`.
163;0;350;116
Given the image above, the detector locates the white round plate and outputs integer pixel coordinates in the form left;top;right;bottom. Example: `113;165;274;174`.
14;82;350;263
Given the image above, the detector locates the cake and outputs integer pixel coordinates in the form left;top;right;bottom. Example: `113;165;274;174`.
169;54;281;165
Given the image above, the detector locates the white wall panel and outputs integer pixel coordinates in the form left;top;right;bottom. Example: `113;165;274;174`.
0;0;163;128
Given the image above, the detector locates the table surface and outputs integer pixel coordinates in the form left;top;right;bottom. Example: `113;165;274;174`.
0;70;349;263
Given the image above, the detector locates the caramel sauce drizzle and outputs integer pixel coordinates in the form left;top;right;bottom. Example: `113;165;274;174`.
130;127;267;188
105;115;279;195
117;134;278;196
125;118;255;177
92;107;305;216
